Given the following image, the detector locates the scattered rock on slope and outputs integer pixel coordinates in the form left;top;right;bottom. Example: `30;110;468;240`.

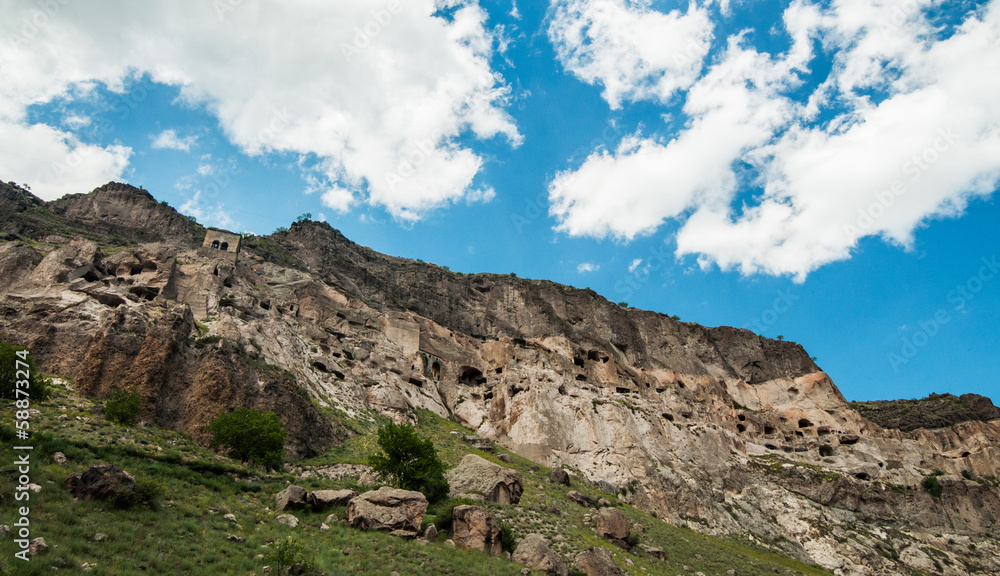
346;487;427;533
445;454;523;504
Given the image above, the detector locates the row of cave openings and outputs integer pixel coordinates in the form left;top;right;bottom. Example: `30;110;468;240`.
109;259;160;301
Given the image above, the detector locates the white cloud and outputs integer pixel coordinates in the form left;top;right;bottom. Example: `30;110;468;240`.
577;262;599;273
63;114;91;129
549;0;714;108
321;185;355;213
179;190;239;231
628;258;642;273
0;1;519;218
151;129;198;151
548;0;1000;279
0;121;131;201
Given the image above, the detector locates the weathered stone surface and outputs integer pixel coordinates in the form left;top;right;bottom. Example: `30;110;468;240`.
275;514;299;528
275;485;309;511
451;505;501;554
574;548;620;576
52;452;67;466
4;184;1000;575
638;544;665;560
567;491;597;507
550;468;571;486
595;508;630;541
346;487;427;533
423;523;438;542
64;465;134;501
512;534;569;576
446;454;523;504
28;537;47;556
309;489;357;511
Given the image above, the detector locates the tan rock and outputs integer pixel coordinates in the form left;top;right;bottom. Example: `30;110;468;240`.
512;534;569;576
275;485;308;511
446;454;523;504
450;505;501;554
346;487;427;532
574;547;620;576
595;508;630;541
309;489;357;511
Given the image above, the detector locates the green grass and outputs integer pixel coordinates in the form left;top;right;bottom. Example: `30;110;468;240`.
0;382;835;576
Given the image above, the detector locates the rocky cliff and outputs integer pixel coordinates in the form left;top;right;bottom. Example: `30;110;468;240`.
1;180;998;576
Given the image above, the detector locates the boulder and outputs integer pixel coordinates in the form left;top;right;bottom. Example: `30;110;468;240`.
595;508;630;541
29;537;47;556
275;485;309;511
446;454;523;504
52;452;67;466
451;505;502;554
497;454;512;463
575;547;621;576
275;514;299;528
309;489;357;511
638;544;666;560
423;523;438;542
512;534;569;576
64;465;134;501
550;468;571;486
567;491;597;507
346;487;427;532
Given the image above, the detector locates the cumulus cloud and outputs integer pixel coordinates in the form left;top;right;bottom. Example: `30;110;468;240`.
548;0;1000;279
0;1;519;217
151;129;198;151
549;0;714;108
577;262;599;273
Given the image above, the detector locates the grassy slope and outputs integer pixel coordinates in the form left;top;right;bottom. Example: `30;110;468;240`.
0;379;834;576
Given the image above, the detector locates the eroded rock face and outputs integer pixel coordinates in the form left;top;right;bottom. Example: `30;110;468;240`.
574;548;621;576
445;454;523;504
346;487;427;533
2;185;1000;576
450;505;501;554
512;534;569;576
595;508;630;542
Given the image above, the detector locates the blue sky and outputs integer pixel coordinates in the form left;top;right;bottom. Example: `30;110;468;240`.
2;0;998;403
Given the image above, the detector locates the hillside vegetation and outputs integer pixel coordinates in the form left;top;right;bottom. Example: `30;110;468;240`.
0;377;835;576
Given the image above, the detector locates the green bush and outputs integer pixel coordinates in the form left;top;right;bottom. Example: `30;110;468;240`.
0;342;52;401
369;422;449;503
105;388;142;426
266;536;312;573
110;477;162;511
922;474;944;498
207;408;287;468
499;522;517;553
